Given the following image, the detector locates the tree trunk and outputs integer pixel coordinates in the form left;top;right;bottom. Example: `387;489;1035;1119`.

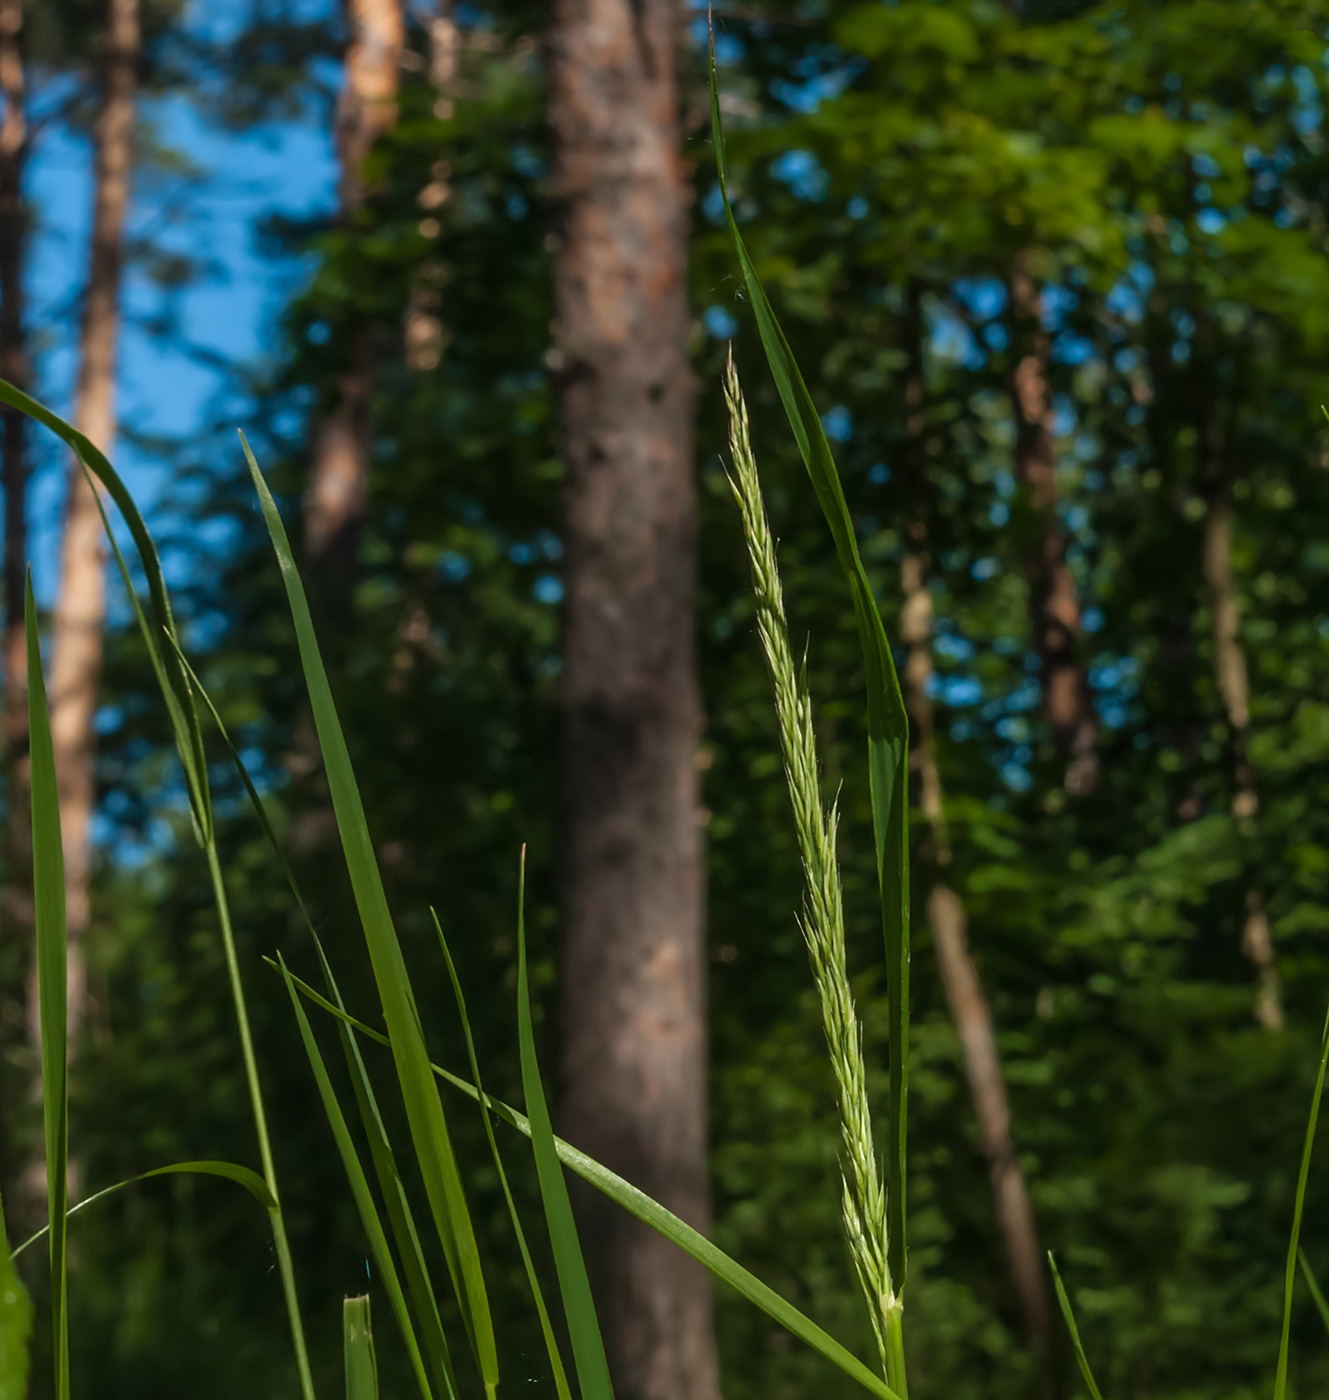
304;0;403;591
47;0;139;1053
1008;258;1097;796
902;287;1052;1379
1201;492;1282;1029
550;6;719;1400
0;0;26;1223
403;0;454;373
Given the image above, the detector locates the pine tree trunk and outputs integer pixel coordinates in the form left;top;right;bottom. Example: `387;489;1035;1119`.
1202;491;1282;1029
550;5;719;1400
0;0;26;1221
1009;257;1097;796
304;0;403;592
47;0;139;1049
903;287;1052;1378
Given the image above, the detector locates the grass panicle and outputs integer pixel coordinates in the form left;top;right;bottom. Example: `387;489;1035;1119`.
723;353;893;1371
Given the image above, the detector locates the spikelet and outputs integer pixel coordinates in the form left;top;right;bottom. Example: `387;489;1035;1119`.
723;349;894;1369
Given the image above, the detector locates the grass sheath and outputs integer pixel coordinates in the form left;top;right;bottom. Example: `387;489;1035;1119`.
344;1295;379;1400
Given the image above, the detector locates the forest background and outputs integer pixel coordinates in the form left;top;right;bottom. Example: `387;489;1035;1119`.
6;1;1329;1398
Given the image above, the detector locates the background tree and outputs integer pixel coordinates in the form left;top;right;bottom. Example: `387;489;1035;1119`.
549;3;721;1399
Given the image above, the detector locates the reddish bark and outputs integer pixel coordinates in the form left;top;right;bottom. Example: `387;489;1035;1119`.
48;0;140;1038
1009;259;1097;795
305;0;404;586
550;5;719;1400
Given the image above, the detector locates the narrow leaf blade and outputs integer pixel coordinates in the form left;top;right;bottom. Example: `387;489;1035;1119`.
25;573;69;1400
243;433;497;1392
1049;1254;1106;1400
515;855;614;1400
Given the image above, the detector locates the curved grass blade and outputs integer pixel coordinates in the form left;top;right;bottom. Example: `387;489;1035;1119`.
242;433;498;1397
280;956;434;1400
170;646;459;1400
0;382;210;837
706;28;910;1303
1048;1254;1105;1400
0;1187;32;1398
434;909;573;1400
1299;1250;1329;1337
515;853;613;1400
345;1295;379;1400
26;572;69;1400
278;971;902;1400
8;385;315;1399
1275;1003;1329;1400
11;1160;277;1261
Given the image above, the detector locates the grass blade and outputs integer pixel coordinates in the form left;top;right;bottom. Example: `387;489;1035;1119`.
283;968;903;1400
1048;1254;1105;1400
706;29;910;1303
5;385;316;1399
280;955;434;1400
344;1295;379;1400
26;571;69;1400
1299;1250;1329;1337
0;1187;31;1399
242;432;498;1396
434;909;573;1400
1275;1003;1329;1400
281;957;436;1400
169;644;459;1400
11;1160;277;1261
514;852;614;1400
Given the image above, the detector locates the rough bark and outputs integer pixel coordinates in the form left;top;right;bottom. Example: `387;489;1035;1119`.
1008;258;1097;795
902;288;1052;1375
304;0;403;586
1202;491;1282;1029
47;0;139;1048
0;0;26;1222
404;0;454;373
550;6;719;1400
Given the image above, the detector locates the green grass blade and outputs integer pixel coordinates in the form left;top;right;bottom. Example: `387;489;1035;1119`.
1049;1254;1105;1400
26;572;69;1400
317;939;459;1400
1275;1003;1329;1400
514;853;614;1400
11;1160;277;1261
283;968;903;1400
280;956;434;1400
0;381;210;837
6;385;316;1399
344;1295;379;1400
180;635;459;1400
1299;1250;1329;1338
0;1187;32;1399
242;432;498;1395
434;909;573;1400
707;31;910;1296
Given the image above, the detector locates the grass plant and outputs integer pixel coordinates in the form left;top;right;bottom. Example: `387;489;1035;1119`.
2;38;1329;1400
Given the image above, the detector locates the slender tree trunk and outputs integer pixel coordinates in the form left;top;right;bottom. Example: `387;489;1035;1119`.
1008;258;1097;796
403;0;454;373
304;0;403;591
901;288;1052;1379
1202;489;1282;1029
46;0;139;1057
550;6;719;1400
0;0;26;1223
